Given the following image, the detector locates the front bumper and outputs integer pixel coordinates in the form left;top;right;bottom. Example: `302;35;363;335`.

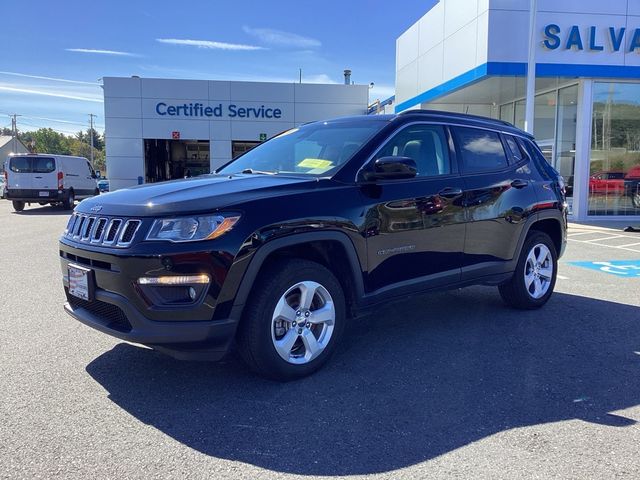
60;240;239;360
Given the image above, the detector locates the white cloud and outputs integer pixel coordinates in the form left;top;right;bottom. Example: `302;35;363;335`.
0;71;97;85
156;38;264;51
369;84;395;101
242;26;321;48
0;85;103;103
303;74;337;84
66;48;138;57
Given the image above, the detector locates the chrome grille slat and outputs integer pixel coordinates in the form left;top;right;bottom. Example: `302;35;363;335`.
64;213;141;248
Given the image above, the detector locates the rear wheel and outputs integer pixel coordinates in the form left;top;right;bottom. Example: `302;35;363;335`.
499;231;557;309
237;258;346;381
12;200;25;212
63;190;75;210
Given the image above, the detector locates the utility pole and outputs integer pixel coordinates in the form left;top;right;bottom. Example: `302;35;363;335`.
10;114;21;153
88;114;96;167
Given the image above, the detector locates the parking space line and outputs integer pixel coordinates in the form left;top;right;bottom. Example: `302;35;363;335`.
616;242;640;248
568;237;640;253
567;231;602;236
557;275;569;280
584;235;626;242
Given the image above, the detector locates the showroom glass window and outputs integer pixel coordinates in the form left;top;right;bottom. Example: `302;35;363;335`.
589;82;640;216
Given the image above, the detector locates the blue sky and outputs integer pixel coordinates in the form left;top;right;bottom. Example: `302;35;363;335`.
0;0;436;135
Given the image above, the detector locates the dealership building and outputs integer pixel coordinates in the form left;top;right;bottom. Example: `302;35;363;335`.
396;0;640;220
103;77;368;191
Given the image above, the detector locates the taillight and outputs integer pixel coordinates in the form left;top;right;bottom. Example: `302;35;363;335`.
57;171;64;189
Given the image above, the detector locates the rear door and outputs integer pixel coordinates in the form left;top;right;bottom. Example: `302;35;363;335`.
31;156;57;197
7;156;33;191
451;126;538;279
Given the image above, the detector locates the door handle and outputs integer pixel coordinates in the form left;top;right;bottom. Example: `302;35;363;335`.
438;187;463;198
511;179;529;189
34;176;43;179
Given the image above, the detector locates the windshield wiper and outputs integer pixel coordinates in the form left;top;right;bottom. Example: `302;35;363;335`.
241;168;277;175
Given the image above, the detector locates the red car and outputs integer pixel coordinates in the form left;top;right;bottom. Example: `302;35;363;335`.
589;171;625;195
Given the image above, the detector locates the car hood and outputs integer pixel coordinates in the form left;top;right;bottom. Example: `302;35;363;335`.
76;174;318;217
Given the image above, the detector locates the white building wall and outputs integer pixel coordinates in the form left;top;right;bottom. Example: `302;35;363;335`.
395;0;490;107
103;78;368;190
396;0;640;109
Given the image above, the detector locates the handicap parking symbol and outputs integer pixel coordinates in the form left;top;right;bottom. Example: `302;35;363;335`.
569;260;640;277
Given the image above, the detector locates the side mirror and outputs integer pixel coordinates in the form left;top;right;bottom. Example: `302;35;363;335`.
95;170;101;179
362;156;417;181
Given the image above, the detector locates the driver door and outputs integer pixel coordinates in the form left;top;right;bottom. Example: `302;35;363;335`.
361;124;466;294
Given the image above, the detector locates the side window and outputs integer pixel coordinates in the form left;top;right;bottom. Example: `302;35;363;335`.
453;127;508;173
33;157;55;173
375;124;451;177
503;135;525;163
9;157;32;173
86;162;95;177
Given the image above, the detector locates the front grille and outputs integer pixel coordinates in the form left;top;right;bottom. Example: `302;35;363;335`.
66;290;132;333
64;213;142;248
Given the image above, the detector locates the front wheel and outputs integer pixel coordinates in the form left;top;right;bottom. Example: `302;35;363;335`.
499;231;558;309
237;259;346;381
12;200;25;212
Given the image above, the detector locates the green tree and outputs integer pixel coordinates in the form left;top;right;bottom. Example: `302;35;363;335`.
31;128;72;154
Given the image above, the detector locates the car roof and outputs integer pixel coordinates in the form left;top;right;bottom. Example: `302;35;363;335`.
318;111;532;138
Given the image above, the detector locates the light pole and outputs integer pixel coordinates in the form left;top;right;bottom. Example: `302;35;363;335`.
524;0;538;134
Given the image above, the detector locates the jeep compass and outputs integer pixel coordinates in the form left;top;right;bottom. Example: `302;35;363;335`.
60;111;567;380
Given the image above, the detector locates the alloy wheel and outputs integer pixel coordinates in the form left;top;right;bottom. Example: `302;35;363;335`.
524;243;553;299
270;280;335;364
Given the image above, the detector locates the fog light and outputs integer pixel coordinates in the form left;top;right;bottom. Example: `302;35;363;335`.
188;287;196;301
137;274;210;285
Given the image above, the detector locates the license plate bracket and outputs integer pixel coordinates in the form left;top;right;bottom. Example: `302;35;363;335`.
39;191;49;197
68;263;95;301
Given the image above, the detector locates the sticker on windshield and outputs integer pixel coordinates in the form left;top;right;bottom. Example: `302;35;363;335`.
297;158;334;169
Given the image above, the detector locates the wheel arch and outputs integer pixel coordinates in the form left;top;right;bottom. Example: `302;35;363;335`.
230;231;365;321
514;211;565;264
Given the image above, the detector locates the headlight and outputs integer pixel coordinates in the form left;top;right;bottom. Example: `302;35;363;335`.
146;214;240;242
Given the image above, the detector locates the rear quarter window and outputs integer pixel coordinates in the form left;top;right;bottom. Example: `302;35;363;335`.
452;127;508;173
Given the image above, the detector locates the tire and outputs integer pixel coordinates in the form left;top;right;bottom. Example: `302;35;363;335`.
237;258;346;381
499;231;558;309
94;188;100;196
63;190;75;210
12;200;25;212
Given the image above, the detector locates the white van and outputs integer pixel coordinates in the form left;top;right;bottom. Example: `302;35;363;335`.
4;154;99;212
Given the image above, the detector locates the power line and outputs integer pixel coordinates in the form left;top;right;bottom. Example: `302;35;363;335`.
18;120;80;136
0;111;104;129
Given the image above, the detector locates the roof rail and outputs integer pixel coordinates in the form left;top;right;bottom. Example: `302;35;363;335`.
398;109;514;127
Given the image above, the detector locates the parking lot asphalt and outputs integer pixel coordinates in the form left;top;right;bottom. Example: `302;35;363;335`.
1;200;639;479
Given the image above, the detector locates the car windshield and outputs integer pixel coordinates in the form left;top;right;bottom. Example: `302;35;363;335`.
217;120;387;176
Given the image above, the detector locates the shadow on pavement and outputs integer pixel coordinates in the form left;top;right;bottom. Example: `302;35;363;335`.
11;205;72;216
86;289;640;475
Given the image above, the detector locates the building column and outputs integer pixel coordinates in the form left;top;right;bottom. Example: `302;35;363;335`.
572;79;593;221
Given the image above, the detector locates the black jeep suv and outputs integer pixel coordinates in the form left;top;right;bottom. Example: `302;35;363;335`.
60;111;567;380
